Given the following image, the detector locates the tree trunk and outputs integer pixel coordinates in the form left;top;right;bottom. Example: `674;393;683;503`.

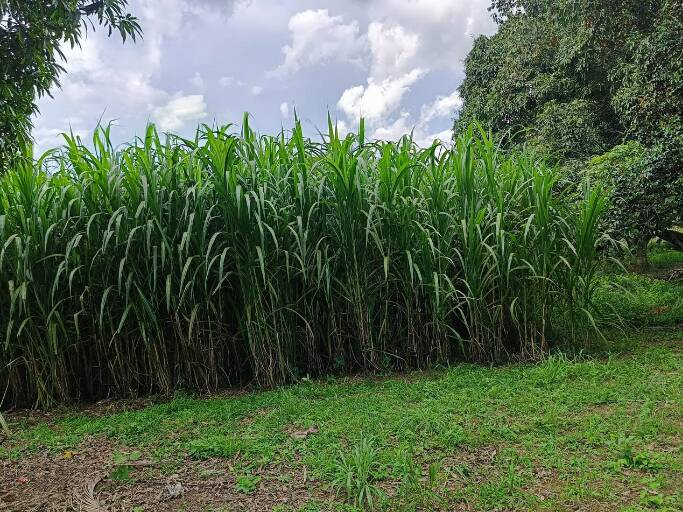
634;238;650;269
659;228;683;252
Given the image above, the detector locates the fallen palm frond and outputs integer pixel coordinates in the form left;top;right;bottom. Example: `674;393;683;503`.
70;475;106;512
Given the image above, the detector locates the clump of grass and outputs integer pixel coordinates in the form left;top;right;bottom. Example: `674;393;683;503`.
109;450;142;482
235;473;261;494
394;447;444;511
332;436;385;510
187;435;243;459
0;116;606;408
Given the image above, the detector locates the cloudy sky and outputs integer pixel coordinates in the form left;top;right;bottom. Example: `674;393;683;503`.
33;0;496;151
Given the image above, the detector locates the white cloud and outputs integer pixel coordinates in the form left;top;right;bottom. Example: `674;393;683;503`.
33;127;65;148
334;19;428;133
190;72;205;90
33;0;187;152
33;128;71;151
59;37;103;74
416;128;453;146
273;9;365;76
33;0;494;152
219;76;247;88
366;22;420;80
335;119;351;138
367;91;460;145
370;114;453;146
368;0;494;72
337;68;425;122
60;79;97;101
33;121;88;152
332;0;493;145
419;89;463;126
371;112;412;140
279;102;290;118
55;34;163;107
152;94;207;131
184;0;239;16
218;76;232;87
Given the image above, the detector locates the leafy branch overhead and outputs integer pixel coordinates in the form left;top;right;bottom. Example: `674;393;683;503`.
0;0;141;169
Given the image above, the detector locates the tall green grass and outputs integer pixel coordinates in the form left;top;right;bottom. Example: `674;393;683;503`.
0;117;605;407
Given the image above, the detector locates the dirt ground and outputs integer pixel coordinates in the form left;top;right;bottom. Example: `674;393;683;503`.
0;436;331;512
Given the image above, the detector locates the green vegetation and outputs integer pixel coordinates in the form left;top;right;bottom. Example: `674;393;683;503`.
586;143;682;264
457;0;683;259
0;119;605;408
1;0;682;508
3;333;681;510
596;277;683;328
649;245;683;269
1;248;681;510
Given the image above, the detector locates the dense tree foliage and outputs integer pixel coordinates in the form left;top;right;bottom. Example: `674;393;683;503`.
586;142;681;263
456;0;682;259
0;0;140;170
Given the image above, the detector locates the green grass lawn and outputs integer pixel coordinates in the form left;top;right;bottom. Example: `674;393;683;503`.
648;243;683;269
1;249;682;512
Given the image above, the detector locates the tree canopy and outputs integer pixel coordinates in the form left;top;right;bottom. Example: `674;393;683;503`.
0;0;140;169
457;0;683;257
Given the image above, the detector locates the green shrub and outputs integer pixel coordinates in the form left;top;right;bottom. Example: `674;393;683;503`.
235;473;261;494
529;99;608;161
0;118;605;407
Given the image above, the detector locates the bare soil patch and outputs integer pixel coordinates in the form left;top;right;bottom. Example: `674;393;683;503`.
0;437;331;511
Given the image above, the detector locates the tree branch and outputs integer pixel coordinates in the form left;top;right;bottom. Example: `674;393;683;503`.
660;228;683;252
79;1;105;16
